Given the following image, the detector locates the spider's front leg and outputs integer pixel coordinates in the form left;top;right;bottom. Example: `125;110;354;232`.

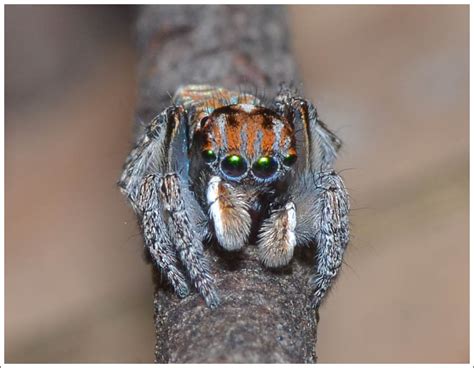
264;87;350;308
159;172;220;308
120;106;219;308
138;174;190;298
258;172;349;308
305;171;350;308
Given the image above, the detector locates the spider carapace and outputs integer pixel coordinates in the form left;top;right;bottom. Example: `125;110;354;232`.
119;85;350;309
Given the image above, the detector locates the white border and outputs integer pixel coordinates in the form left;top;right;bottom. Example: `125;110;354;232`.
1;3;5;367
1;1;471;367
1;0;472;4
469;3;473;366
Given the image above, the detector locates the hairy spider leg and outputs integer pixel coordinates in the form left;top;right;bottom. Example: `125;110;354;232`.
119;106;220;308
268;89;350;307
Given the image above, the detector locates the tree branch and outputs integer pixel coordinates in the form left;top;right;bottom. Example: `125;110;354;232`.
135;5;318;363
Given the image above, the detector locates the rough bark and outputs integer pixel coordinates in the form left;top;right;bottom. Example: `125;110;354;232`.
135;5;318;363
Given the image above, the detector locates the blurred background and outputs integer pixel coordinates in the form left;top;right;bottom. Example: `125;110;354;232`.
5;5;468;363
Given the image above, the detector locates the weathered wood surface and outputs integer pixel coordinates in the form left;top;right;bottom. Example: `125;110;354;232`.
135;5;317;363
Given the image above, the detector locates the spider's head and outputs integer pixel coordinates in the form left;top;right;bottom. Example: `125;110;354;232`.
197;104;297;185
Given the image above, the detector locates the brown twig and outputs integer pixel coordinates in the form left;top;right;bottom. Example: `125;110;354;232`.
135;5;317;363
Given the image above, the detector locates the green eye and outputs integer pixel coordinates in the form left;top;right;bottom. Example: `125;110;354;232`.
252;156;279;179
221;155;247;178
202;149;217;163
283;154;297;166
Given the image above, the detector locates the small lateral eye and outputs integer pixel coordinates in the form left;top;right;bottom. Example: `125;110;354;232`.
252;156;279;179
221;155;247;178
202;149;217;163
283;154;297;166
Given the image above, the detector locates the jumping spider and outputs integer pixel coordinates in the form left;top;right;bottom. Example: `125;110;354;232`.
119;85;350;309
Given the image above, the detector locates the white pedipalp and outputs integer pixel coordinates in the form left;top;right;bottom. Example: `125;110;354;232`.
285;201;297;254
257;201;297;268
206;175;251;251
206;176;225;241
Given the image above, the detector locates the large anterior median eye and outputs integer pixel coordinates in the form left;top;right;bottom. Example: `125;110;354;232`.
221;155;247;178
252;156;279;179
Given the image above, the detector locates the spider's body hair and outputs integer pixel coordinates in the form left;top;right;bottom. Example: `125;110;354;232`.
119;84;350;309
199;104;296;163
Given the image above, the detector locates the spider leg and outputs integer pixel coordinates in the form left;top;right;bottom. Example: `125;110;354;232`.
257;171;349;308
288;171;350;308
272;86;341;170
160;173;220;308
120;106;219;308
271;87;350;308
138;174;190;297
310;171;349;308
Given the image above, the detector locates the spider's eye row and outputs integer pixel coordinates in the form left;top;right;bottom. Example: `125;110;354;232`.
283;153;297;166
252;156;279;179
221;155;247;178
202;149;217;163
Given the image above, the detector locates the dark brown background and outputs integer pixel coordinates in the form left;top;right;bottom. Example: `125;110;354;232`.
5;5;468;363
